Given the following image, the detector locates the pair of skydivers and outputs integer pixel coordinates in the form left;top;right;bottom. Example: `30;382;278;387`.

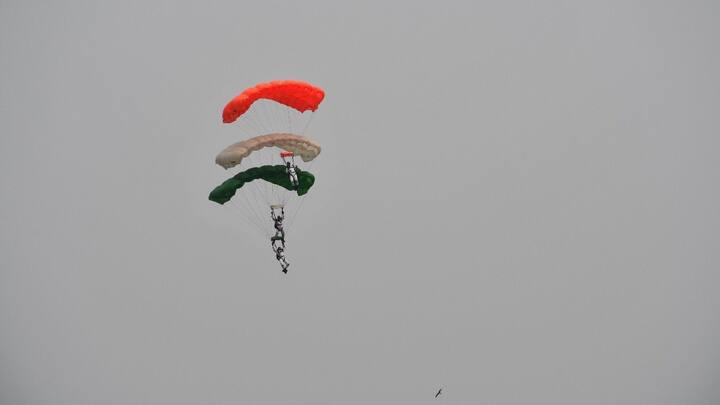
270;155;298;273
271;206;289;273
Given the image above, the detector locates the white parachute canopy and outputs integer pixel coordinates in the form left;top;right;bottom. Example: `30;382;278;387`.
215;133;321;170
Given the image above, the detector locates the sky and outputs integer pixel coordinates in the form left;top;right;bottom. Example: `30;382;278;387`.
1;1;719;404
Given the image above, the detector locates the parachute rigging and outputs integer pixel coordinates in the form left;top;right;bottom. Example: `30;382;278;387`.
209;80;325;267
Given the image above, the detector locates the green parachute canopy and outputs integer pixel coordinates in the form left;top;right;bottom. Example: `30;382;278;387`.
209;164;315;205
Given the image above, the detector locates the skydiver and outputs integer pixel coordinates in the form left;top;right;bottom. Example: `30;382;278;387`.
270;206;285;248
273;244;290;273
286;161;299;187
282;154;300;187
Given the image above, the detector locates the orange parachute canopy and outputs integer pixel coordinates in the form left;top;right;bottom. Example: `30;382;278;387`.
222;80;325;123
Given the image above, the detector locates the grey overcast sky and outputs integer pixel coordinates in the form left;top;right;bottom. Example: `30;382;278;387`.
1;1;719;404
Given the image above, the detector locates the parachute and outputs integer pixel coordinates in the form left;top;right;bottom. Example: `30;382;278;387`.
215;133;321;170
209;165;316;204
222;80;325;124
210;80;325;254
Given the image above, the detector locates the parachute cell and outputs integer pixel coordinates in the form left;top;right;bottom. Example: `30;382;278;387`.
209;165;315;205
222;80;325;124
215;133;321;170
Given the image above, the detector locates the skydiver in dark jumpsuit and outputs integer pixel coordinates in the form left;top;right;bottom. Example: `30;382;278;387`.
270;206;285;248
273;244;289;273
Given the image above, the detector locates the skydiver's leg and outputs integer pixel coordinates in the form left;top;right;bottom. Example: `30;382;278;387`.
272;235;286;250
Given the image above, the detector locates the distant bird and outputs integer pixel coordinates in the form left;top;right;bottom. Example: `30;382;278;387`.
435;388;443;398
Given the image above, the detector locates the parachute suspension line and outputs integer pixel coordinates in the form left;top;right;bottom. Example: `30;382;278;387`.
250;101;266;133
275;102;284;136
246;184;272;237
228;189;267;236
249;103;267;134
277;151;284;204
266;160;279;207
244;154;272;216
263;152;281;207
244;153;263;201
232;102;316;143
228;202;265;238
301;112;315;136
238;114;261;138
244;173;266;215
224;193;259;231
286;157;317;229
280;152;293;208
270;174;281;208
242;102;266;135
287;110;292;134
262;101;273;133
286;193;307;230
273;99;283;131
234;158;272;235
243;151;281;235
260;100;278;133
234;179;268;234
220;117;268;235
226;207;261;238
240;119;264;147
271;102;282;132
277;101;290;134
240;105;261;133
247;117;266;139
